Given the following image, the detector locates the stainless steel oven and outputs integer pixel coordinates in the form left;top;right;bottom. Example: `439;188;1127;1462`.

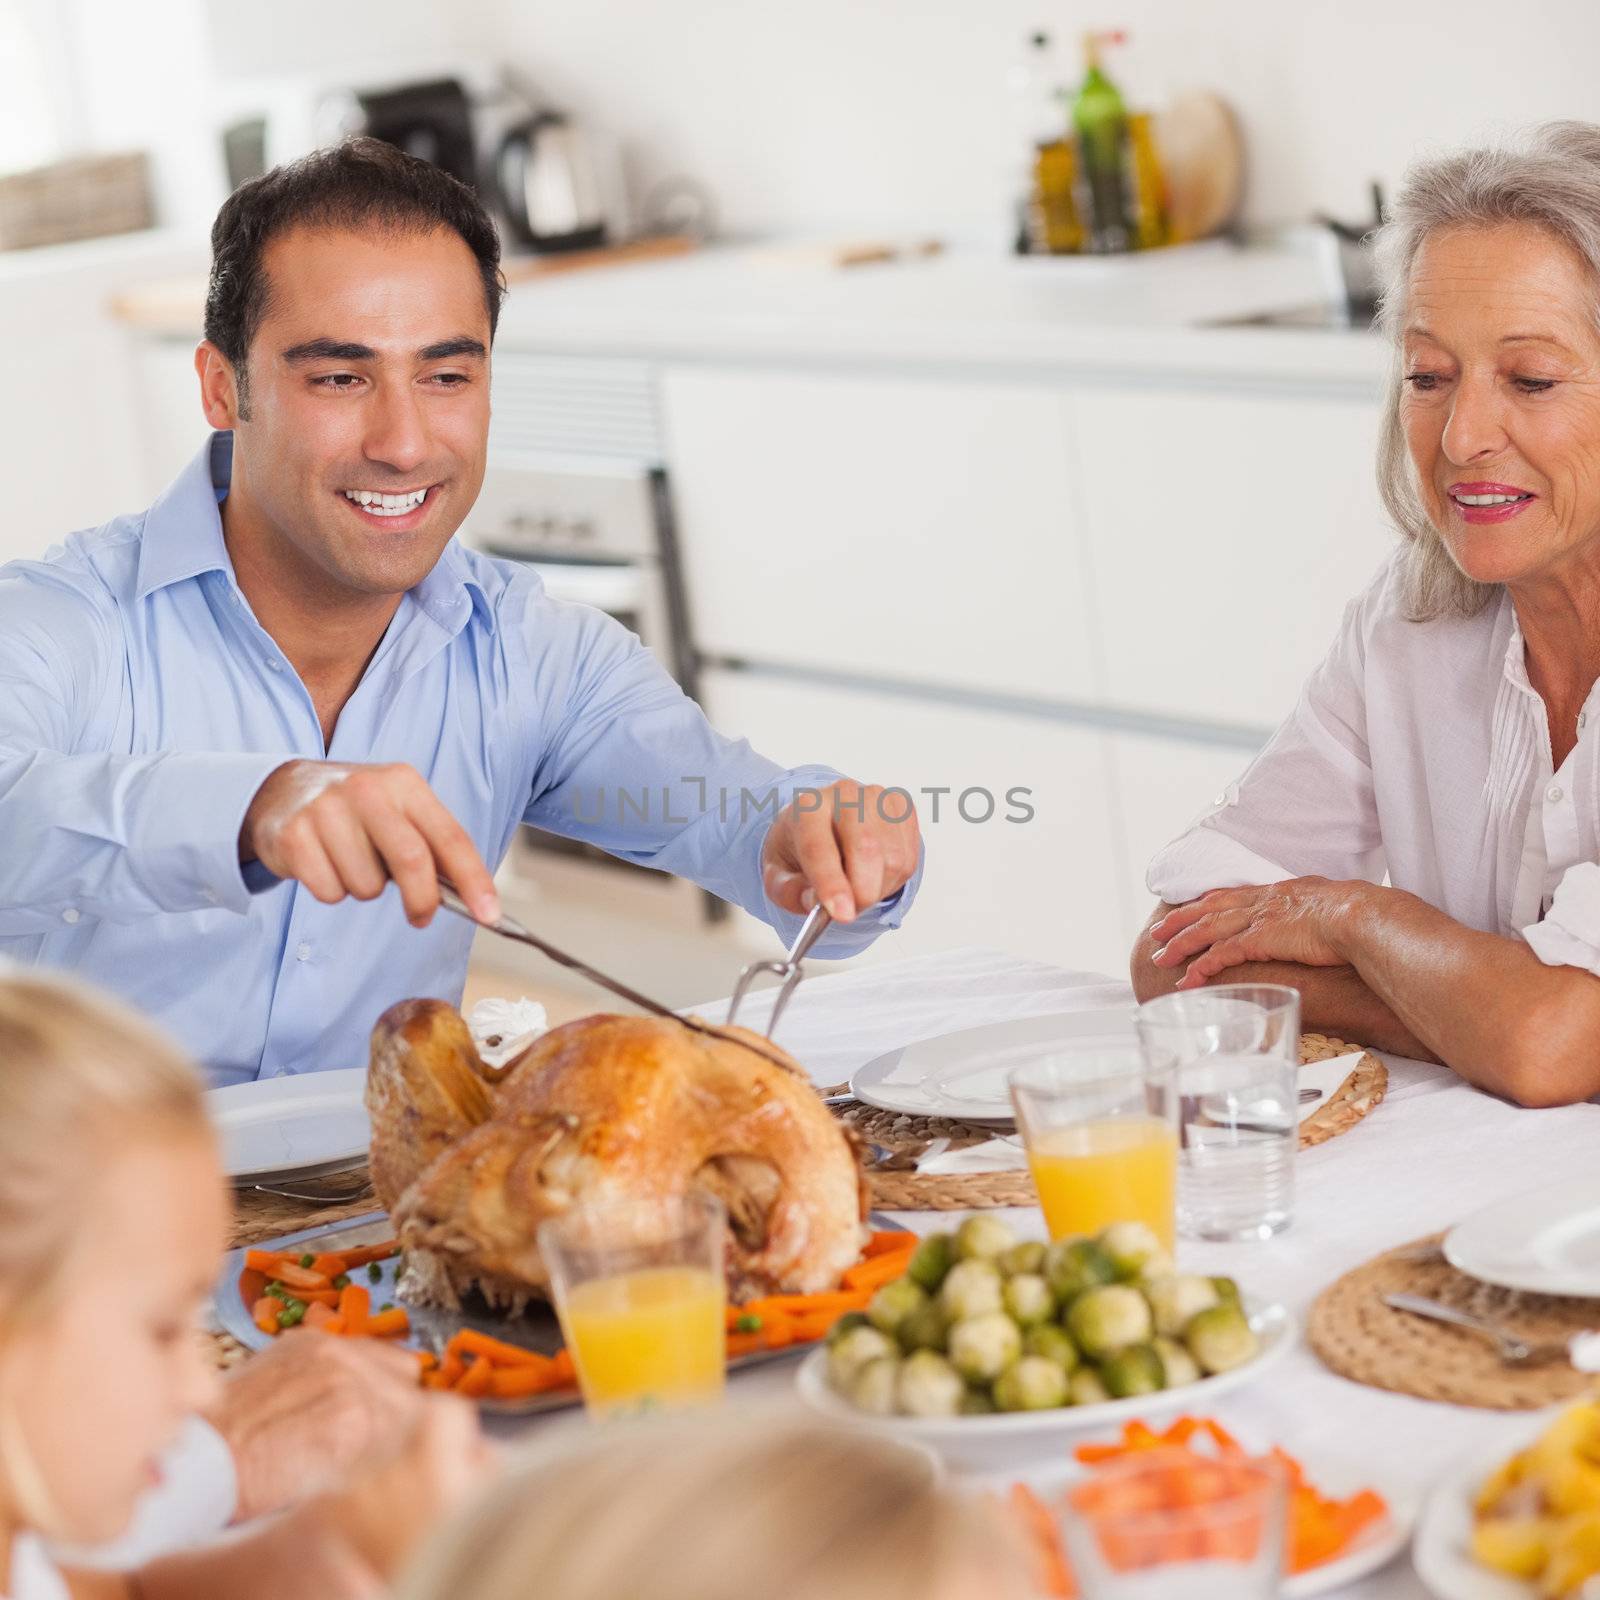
460;460;720;924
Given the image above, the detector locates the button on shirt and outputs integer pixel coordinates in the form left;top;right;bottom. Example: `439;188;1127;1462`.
0;434;921;1084
1147;552;1600;976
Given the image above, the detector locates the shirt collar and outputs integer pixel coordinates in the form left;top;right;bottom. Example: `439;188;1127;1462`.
134;431;492;634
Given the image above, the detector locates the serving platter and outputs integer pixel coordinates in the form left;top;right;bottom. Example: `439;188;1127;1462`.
1444;1178;1600;1298
214;1211;911;1417
849;1010;1136;1123
794;1298;1294;1469
1413;1444;1531;1600
206;1069;370;1186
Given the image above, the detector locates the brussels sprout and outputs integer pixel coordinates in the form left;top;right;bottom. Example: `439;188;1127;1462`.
827;1324;897;1390
907;1233;957;1293
959;1386;998;1415
1209;1275;1243;1308
1184;1304;1260;1375
1153;1334;1201;1388
993;1355;1071;1412
956;1214;1018;1262
867;1277;928;1337
1099;1343;1166;1399
897;1299;953;1354
896;1349;965;1417
1023;1323;1081;1374
998;1240;1048;1278
1002;1273;1055;1327
1066;1284;1154;1359
948;1310;1023;1383
1096;1220;1171;1281
1068;1367;1111;1406
939;1259;1005;1321
1143;1273;1221;1338
827;1310;870;1346
849;1354;902;1415
1045;1238;1118;1304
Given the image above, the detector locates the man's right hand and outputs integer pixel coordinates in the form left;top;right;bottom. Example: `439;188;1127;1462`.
239;759;499;927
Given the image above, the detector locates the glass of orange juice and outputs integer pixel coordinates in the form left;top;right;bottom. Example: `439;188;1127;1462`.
538;1193;728;1420
1009;1043;1179;1251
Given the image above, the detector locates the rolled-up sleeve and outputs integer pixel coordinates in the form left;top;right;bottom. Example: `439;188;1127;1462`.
0;568;283;931
1146;581;1388;905
1524;862;1600;975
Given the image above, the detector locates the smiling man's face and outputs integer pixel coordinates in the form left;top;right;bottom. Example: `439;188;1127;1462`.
217;222;492;600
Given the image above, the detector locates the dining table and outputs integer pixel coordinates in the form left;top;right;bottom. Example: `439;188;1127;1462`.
614;940;1599;1600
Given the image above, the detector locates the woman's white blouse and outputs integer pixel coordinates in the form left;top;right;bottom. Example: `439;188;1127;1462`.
7;1537;68;1600
1146;551;1600;975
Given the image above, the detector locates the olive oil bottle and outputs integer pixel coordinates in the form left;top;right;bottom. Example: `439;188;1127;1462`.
1073;31;1132;253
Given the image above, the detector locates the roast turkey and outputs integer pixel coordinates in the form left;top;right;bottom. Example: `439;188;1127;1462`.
365;1000;868;1311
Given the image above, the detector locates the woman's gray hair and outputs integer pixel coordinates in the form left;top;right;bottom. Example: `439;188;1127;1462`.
1373;121;1600;620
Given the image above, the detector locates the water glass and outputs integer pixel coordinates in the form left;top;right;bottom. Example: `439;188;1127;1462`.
1135;985;1300;1242
1009;1043;1179;1252
1058;1450;1287;1599
538;1192;728;1420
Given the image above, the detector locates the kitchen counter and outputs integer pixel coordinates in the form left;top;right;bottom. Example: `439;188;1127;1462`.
110;233;1388;393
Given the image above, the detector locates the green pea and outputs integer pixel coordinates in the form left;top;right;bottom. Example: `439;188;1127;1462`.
332;1274;351;1290
298;1254;316;1269
367;1262;383;1283
276;1300;307;1329
734;1313;763;1334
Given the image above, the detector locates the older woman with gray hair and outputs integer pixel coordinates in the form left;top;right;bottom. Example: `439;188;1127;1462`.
1131;121;1600;1108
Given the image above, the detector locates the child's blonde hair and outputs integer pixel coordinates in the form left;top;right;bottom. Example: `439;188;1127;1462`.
0;973;210;1521
398;1407;1024;1600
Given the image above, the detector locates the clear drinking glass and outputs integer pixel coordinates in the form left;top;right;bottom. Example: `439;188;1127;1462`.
1058;1450;1287;1600
1135;985;1300;1242
538;1192;728;1420
1009;1043;1179;1252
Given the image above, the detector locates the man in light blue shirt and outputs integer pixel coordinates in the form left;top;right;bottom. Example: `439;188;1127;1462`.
0;139;922;1085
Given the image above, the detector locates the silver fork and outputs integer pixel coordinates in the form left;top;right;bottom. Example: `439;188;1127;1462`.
1383;1292;1587;1366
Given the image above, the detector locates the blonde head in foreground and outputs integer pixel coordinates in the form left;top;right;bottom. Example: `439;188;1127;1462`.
398;1408;1027;1600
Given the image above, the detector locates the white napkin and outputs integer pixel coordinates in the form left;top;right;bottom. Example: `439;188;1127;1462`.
468;996;549;1069
916;1051;1369;1175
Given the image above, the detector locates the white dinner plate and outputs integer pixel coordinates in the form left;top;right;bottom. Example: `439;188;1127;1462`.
1444;1177;1600;1297
849;1010;1137;1123
795;1299;1293;1469
968;1456;1411;1598
1414;1443;1532;1600
206;1068;370;1184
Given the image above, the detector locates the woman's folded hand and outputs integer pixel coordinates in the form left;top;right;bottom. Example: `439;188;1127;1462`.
1149;877;1371;989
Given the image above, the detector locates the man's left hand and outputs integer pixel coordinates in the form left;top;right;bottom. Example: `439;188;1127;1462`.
1149;877;1368;988
762;779;921;923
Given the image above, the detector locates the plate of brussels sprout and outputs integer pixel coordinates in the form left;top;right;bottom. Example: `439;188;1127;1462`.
796;1214;1293;1465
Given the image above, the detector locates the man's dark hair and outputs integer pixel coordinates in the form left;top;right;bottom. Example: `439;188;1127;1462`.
204;136;506;417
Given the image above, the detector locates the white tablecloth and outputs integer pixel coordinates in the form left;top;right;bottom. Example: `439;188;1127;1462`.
690;944;1600;1599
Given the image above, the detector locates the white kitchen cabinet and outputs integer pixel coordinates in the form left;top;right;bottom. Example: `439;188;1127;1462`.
1105;731;1268;954
661;367;1099;703
700;666;1130;976
1069;387;1389;729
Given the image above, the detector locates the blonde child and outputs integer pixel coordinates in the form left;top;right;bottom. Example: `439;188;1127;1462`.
0;973;488;1600
399;1408;1027;1600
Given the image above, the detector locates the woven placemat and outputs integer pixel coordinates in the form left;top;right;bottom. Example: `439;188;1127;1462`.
834;1032;1388;1212
1308;1232;1598;1410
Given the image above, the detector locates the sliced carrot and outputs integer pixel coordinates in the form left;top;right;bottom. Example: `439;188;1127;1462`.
303;1302;343;1332
1009;1483;1076;1599
338;1240;400;1269
738;1290;868;1323
420;1371;452;1390
364;1307;409;1338
725;1332;764;1359
448;1327;545;1368
841;1254;914;1292
761;1321;796;1350
239;1267;267;1307
337;1283;370;1336
251;1297;280;1336
309;1253;350;1279
416;1350;439;1374
487;1362;575;1399
862;1231;918;1259
786;1310;845;1342
276;1287;340;1308
456;1357;493;1398
268;1261;331;1292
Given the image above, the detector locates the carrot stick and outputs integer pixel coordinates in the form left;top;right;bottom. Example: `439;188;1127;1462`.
279;1287;340;1308
263;1260;331;1291
448;1328;545;1368
457;1357;493;1398
364;1308;409;1338
251;1297;280;1336
725;1332;764;1359
738;1290;869;1322
337;1240;400;1269
303;1302;343;1332
786;1310;844;1342
337;1283;370;1336
863;1231;918;1258
841;1254;914;1291
487;1363;575;1399
310;1253;349;1279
